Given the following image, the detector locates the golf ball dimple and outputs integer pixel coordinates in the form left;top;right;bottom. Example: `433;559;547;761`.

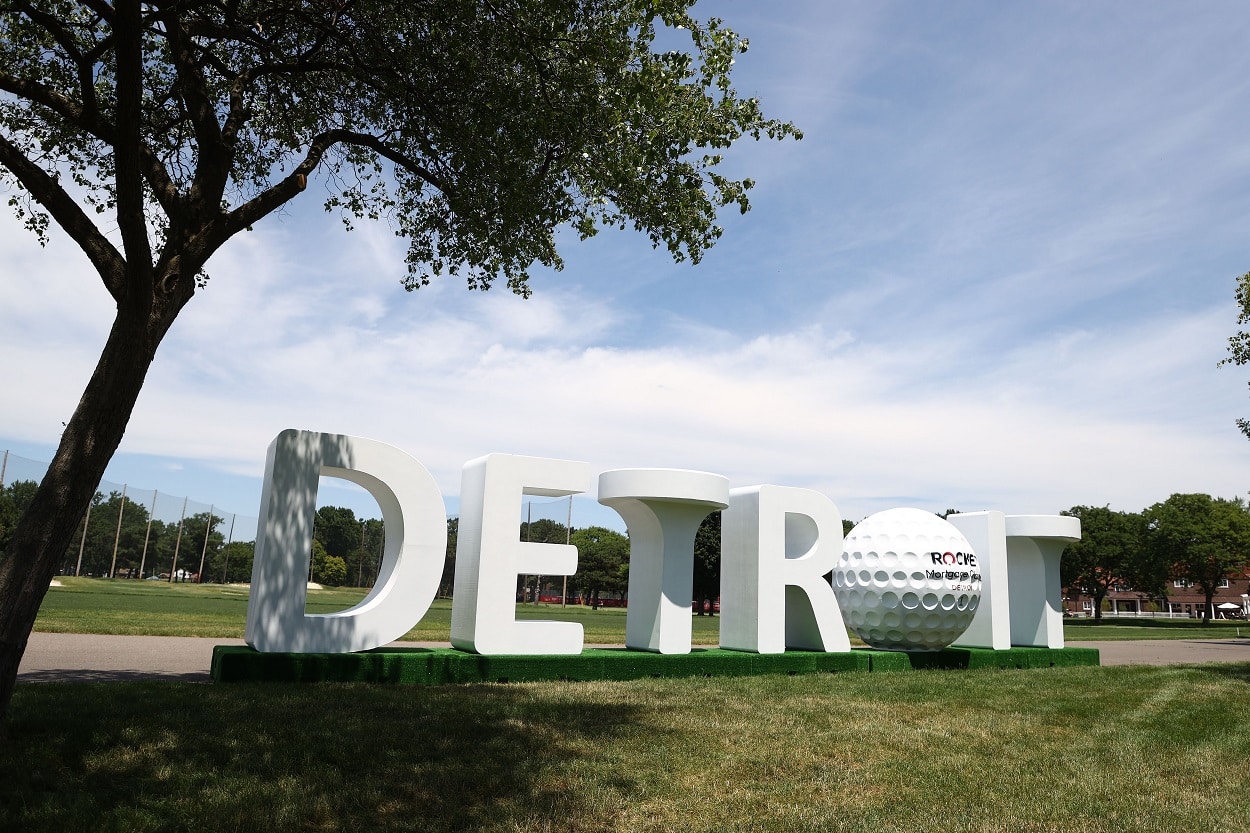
833;508;982;651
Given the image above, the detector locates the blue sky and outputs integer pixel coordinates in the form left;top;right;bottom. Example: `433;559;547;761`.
3;0;1250;536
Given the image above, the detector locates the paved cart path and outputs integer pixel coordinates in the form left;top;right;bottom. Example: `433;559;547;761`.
15;632;1250;682
1080;638;1250;667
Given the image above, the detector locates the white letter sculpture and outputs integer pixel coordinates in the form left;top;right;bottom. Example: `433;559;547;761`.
450;453;592;654
599;468;729;654
1005;515;1081;649
721;485;850;653
245;429;446;653
950;512;1080;649
948;511;1011;650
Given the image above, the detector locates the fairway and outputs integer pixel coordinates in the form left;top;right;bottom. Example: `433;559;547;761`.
34;577;725;644
34;577;1250;644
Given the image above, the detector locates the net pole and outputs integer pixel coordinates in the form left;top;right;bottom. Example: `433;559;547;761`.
169;496;188;582
75;499;92;576
139;490;157;579
108;484;127;579
196;504;214;583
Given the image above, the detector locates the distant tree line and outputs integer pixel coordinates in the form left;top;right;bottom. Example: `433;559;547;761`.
0;480;663;604
512;517;634;607
12;477;1243;620
1061;494;1250;623
0;480;254;582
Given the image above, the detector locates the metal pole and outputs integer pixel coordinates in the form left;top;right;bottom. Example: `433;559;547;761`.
375;533;383;585
169;496;188;582
139;490;157;579
75;498;93;576
562;495;572;607
108;484;127;579
196;504;214;583
0;449;8;489
221;514;236;583
527;502;540;604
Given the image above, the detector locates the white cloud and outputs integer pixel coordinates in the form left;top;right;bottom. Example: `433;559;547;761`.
4;1;1250;529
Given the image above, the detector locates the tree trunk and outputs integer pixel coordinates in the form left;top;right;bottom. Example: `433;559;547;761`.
0;290;176;734
1092;590;1106;622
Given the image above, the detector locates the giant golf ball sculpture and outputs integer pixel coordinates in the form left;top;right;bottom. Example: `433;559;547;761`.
833;508;981;651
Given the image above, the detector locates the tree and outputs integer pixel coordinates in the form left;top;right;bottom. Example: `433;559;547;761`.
1060;506;1149;621
180;510;225;581
519;516;570;600
209;540;254;584
68;489;153;577
0;0;797;726
356;517;384;588
312;543;347;587
1144;493;1250;623
140;518;178;580
439;517;458;598
0;481;39;560
520;518;569;545
569;525;628;607
1220;269;1250;438
308;538;326;584
313;505;360;564
692;510;719;615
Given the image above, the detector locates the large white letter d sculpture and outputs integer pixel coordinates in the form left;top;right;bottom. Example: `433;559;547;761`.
245;429;446;653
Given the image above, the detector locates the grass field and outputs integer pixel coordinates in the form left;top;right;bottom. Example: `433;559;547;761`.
34;576;1250;643
5;663;1249;832
16;578;1250;831
1064;617;1250;641
32;577;724;644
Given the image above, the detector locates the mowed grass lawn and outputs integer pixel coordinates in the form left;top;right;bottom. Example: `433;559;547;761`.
6;664;1249;832
14;578;1250;831
34;577;725;644
34;576;1250;643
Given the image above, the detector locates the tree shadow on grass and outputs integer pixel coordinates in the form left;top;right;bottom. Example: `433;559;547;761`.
17;669;211;683
2;681;651;832
1196;661;1250;684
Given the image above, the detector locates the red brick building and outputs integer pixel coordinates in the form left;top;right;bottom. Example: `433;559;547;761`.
1064;567;1250;619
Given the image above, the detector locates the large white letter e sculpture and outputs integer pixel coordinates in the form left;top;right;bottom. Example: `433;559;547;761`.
450;453;592;655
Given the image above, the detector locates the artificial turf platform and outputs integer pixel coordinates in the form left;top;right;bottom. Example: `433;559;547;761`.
211;644;1100;684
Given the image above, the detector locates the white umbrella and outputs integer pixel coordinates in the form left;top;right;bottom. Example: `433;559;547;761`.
1217;602;1240;609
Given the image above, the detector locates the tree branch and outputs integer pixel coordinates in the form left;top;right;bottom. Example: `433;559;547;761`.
161;5;231;211
220;58;350;147
214;128;450;246
0;73;179;210
217;3;362;148
76;0;115;22
112;0;154;280
13;1;101;120
0;134;127;298
332;129;449;194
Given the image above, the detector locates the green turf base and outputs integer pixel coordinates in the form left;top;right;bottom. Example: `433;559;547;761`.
211;644;1100;684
